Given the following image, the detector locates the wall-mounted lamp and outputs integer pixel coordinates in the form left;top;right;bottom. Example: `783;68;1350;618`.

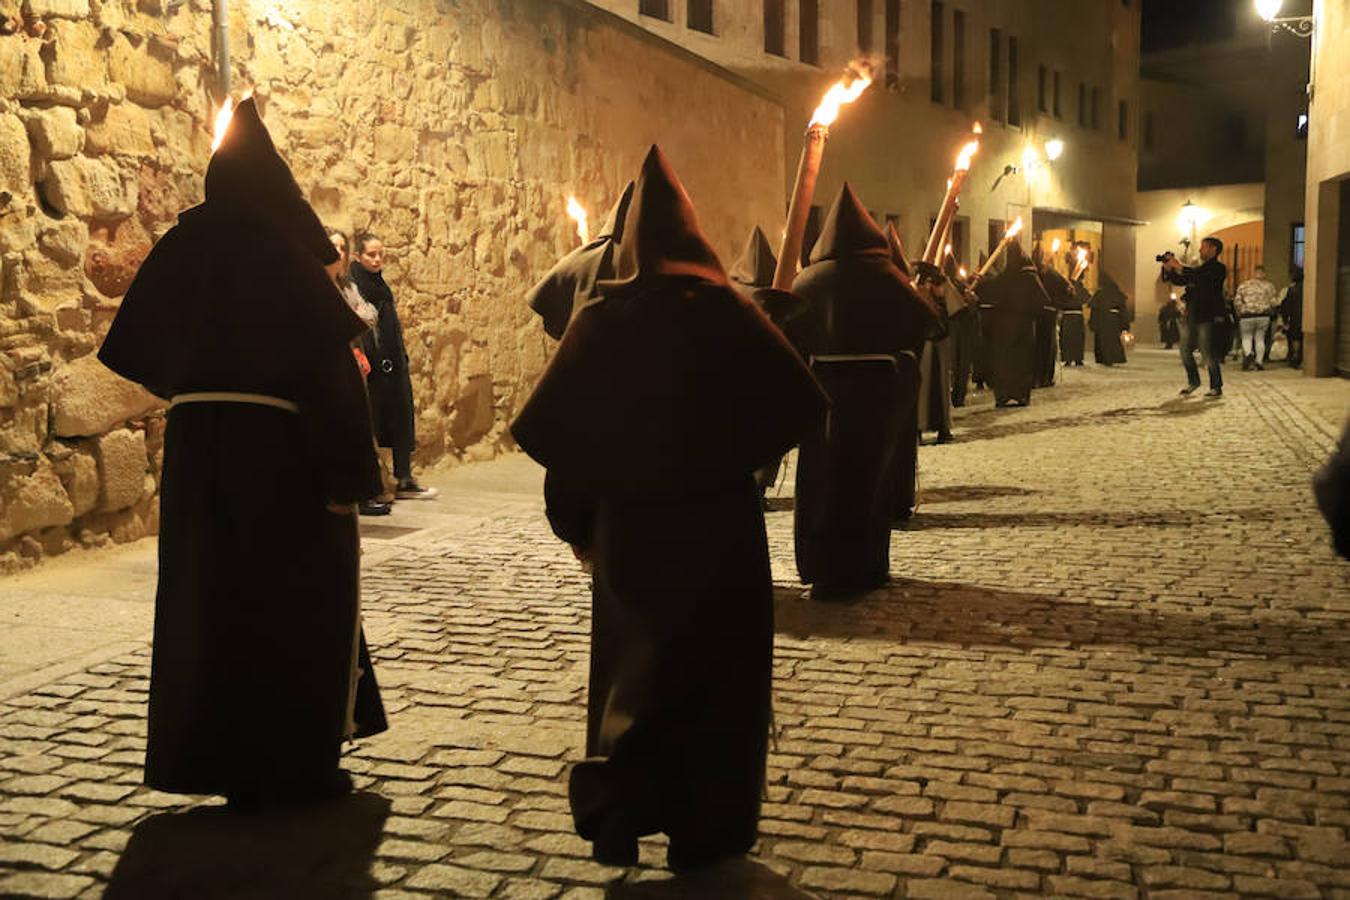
1255;0;1314;37
1044;139;1065;162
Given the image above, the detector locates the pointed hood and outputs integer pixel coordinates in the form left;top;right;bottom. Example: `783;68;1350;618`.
525;182;636;340
601;146;727;293
1005;238;1032;271
730;226;778;289
884;222;913;279
809;183;889;265
204;97;336;266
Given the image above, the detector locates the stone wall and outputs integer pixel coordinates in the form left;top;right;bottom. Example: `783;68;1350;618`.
0;0;786;571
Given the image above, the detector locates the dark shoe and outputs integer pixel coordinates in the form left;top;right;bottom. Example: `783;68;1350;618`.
395;480;439;500
359;500;392;516
1180;384;1200;396
936;431;955;444
1254;361;1264;371
1241;355;1252;371
1205;388;1223;398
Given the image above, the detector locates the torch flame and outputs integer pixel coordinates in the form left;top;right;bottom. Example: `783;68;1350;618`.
958;266;968;279
211;97;236;154
1076;247;1088;264
566;195;590;245
944;243;953;258
1051;238;1062;253
955;140;979;172
972;122;983;136
210;89;254;154
809;63;874;129
1006;217;1024;239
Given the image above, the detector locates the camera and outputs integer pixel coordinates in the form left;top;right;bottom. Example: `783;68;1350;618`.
1155;251;1176;263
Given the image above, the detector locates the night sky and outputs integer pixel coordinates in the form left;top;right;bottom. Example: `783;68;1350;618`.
1141;0;1239;52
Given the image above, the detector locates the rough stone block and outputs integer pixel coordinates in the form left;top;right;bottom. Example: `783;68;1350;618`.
50;354;160;438
45;20;109;93
0;35;49;101
43;157;138;220
0;113;30;198
0;461;76;542
85;103;156;158
38;218;89;267
51;443;99;517
107;34;178;107
26;106;84;160
25;0;91;17
84;218;151;298
95;428;147;511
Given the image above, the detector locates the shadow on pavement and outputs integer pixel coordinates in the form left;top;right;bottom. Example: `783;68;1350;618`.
104;792;391;900
919;484;1039;504
608;858;819;899
897;505;1293;530
954;398;1211;444
772;579;1349;665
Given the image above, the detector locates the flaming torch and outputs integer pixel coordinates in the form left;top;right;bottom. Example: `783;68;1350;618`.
975;216;1024;278
922;123;982;264
565;195;590;246
772;63;874;290
210;89;254;154
1071;246;1090;281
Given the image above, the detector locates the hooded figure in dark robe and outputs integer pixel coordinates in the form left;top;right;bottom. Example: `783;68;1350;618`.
788;183;937;589
730;226;811;495
1158;297;1182;349
511;146;827;871
1062;270;1091;365
1031;246;1061;388
1090;272;1131;366
915;256;958;442
981;241;1049;407
98;97;387;806
525;183;635;340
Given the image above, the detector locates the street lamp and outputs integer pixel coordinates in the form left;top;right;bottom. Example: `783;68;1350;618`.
1045;138;1065;162
1255;0;1314;37
1178;200;1209;248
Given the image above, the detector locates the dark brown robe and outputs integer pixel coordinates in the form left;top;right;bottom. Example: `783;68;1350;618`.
511;146;826;867
983;242;1049;407
788;183;936;588
1091;273;1131;366
98;98;386;799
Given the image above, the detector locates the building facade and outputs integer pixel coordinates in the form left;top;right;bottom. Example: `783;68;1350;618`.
589;0;1141;301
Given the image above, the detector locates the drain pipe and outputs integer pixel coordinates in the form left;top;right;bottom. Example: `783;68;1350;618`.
212;0;230;96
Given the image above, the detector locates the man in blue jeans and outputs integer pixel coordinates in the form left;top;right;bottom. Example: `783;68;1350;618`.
1162;236;1228;398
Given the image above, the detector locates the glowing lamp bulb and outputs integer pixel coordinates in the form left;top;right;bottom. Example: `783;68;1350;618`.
1044;139;1065;161
1256;0;1283;21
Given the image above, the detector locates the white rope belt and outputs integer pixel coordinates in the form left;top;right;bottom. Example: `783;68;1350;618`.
169;392;300;415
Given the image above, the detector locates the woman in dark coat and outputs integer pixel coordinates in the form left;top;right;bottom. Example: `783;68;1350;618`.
981;241;1048;407
350;235;436;500
512;147;826;871
1090;272;1131;366
789;184;937;575
97;98;386;807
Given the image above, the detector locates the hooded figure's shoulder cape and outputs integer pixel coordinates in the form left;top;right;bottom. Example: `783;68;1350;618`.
790;183;937;355
730;225;809;329
525;182;635;341
98;97;364;398
510;146;826;495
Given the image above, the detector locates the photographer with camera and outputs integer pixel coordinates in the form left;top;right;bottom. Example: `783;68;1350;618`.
1160;236;1227;398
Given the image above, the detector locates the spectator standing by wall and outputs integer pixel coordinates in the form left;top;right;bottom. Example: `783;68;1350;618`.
1281;266;1305;369
349;233;439;501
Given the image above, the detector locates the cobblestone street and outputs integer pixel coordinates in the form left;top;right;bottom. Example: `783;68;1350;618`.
2;350;1348;899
